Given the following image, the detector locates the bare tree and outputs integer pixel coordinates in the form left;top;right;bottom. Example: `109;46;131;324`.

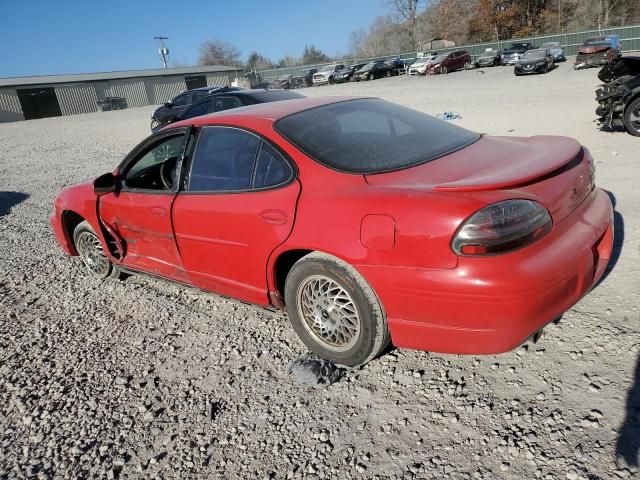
388;0;423;50
349;29;367;57
198;40;242;67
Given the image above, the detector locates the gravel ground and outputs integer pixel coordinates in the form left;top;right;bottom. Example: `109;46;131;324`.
1;63;639;480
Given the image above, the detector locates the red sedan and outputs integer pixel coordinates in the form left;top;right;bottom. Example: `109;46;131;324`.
51;97;614;366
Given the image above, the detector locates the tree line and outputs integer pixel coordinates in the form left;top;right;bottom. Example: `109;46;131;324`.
199;0;640;70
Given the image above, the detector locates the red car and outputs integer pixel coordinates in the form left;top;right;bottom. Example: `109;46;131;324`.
51;97;614;367
426;50;472;74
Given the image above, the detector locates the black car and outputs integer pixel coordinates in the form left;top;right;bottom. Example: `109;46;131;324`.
383;58;407;75
151;86;243;129
290;68;318;88
151;89;305;132
501;42;535;65
596;56;640;136
333;64;366;83
352;61;394;81
475;49;501;67
514;49;554;75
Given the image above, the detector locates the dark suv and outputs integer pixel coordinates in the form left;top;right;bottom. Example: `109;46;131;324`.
151;86;243;130
151;89;304;132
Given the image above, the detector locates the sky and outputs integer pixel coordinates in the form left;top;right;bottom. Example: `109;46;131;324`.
2;0;388;78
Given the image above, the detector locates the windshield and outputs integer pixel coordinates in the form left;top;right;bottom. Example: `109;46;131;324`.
275;98;480;174
360;62;376;70
523;50;545;59
320;65;334;72
510;43;528;50
413;58;430;65
433;54;448;63
480;50;497;57
584;37;613;46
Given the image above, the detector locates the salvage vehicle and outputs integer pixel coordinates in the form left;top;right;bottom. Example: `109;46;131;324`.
272;75;293;89
514;49;554;76
312;64;346;86
541;42;565;62
150;86;242;130
383;58;407;75
51;97;614;366
290;68;317;88
575;35;622;69
475;49;501;68
352;61;394;81
408;54;438;75
333;64;366;83
501;42;535;65
595;56;640;136
426;50;472;75
151;89;303;132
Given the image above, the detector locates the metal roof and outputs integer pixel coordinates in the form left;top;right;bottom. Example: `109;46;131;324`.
0;65;240;88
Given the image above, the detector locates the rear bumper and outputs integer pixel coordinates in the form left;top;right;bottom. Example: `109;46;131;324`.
356;188;614;355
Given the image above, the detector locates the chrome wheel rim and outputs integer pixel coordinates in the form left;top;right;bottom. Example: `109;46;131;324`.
76;231;110;277
630;106;640;129
297;275;361;352
151;119;160;129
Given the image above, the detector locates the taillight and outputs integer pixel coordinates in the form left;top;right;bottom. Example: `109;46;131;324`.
452;199;552;256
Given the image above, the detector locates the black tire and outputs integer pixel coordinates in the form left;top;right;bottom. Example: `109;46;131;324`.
367;73;373;81
439;66;448;75
385;70;391;77
464;60;473;70
73;221;120;279
284;252;390;367
623;97;640;137
328;76;334;85
150;118;161;131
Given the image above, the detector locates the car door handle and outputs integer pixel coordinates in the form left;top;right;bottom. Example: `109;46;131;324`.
149;206;166;217
260;210;287;225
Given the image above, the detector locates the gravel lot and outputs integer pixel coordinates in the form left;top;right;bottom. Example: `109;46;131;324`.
1;63;639;480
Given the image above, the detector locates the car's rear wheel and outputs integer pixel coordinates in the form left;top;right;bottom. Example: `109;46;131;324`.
73;221;120;279
284;252;390;367
150;119;161;130
623;97;640;137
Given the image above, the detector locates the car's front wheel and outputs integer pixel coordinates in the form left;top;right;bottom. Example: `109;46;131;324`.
73;221;120;279
150;119;161;130
284;252;390;367
623;97;640;137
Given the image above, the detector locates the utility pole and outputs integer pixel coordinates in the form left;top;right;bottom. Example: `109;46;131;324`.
154;36;169;69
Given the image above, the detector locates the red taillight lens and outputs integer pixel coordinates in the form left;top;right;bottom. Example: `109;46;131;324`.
452;199;552;256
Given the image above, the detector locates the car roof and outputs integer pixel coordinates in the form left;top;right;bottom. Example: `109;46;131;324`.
171;96;367;126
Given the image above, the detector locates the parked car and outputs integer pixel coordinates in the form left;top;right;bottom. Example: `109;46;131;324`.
51;97;614;366
475;49;501;68
272;75;293;89
595;56;640;136
312;64;346;86
290;68;318;88
383;58;407;75
426;50;472;75
514;49;555;75
352;61;395;81
575;35;622;69
501;42;535;65
408;54;438;75
150;86;242;130
151;89;304;132
541;42;565;62
333;64;366;83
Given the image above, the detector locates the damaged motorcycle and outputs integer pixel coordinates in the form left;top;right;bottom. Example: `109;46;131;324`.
595;56;640;137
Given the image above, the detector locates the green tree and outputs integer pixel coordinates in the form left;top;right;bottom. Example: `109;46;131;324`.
302;45;330;65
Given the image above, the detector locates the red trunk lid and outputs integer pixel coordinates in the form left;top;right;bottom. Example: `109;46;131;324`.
365;135;594;223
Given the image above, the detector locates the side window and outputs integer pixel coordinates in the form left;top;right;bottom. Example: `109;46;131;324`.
123;134;185;190
253;142;292;188
188;127;259;192
183;100;212;120
191;91;208;103
171;93;191;106
214;96;243;112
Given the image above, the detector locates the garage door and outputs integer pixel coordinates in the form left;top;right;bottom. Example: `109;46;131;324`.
17;88;62;120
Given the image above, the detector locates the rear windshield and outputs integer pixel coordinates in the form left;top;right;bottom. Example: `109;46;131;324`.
584;37;613;46
249;91;304;102
274;98;480;174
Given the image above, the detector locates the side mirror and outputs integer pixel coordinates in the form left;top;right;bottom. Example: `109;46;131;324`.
94;172;118;196
164;102;172;108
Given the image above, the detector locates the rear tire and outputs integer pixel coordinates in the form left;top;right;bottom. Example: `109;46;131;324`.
284;252;390;367
623;97;640;137
73;221;121;279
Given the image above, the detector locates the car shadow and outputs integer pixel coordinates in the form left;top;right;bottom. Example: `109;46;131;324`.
0;191;29;218
617;356;640;467
596;190;624;286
